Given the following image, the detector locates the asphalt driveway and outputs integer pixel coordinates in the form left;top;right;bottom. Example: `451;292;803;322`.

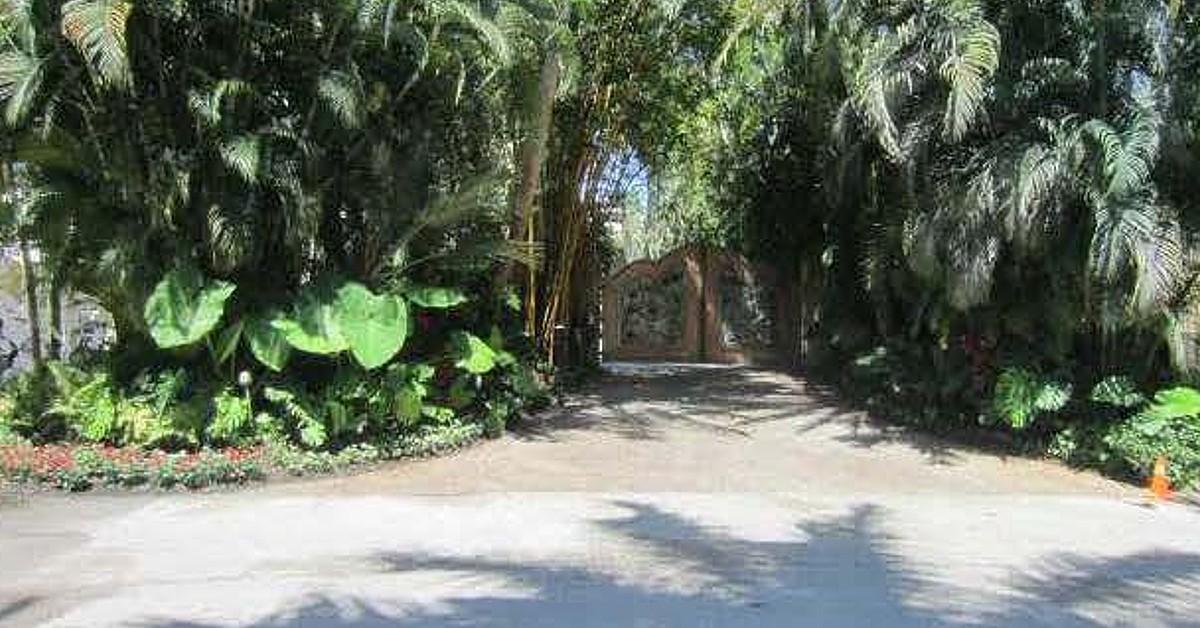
2;364;1198;627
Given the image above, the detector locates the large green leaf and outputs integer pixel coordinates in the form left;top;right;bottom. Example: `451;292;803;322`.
144;267;236;349
1090;376;1146;409
334;282;408;370
272;286;349;355
1033;382;1072;413
453;331;498;375
1144;387;1200;421
246;312;292;372
487;325;517;367
992;367;1070;430
212;320;244;366
405;286;469;309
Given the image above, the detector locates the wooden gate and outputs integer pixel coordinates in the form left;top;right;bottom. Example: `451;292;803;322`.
601;247;791;365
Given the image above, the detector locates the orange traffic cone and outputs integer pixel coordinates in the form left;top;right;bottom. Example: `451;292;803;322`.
1149;455;1174;501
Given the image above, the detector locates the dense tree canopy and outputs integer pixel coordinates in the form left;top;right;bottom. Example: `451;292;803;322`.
634;0;1200;386
4;0;1200;487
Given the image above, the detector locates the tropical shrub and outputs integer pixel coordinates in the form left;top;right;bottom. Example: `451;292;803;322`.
991;368;1072;430
0;415;23;446
1104;387;1200;489
835;344;978;429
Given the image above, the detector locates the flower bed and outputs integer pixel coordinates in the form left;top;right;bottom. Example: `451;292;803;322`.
1;444;267;491
0;421;484;492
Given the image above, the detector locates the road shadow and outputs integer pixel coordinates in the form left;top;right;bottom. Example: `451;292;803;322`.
0;596;41;624
141;501;1200;628
513;363;964;466
514;364;853;439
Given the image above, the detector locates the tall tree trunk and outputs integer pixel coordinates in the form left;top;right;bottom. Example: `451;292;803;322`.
514;49;562;339
19;240;44;370
48;269;64;361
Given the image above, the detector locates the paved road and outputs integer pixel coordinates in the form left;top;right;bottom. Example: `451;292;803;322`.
2;364;1199;627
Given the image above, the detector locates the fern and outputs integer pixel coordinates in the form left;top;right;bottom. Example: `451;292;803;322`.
48;367;120;443
263;385;328;449
207;388;251;444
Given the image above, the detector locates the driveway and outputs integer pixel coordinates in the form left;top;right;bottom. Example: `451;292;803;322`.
1;364;1198;627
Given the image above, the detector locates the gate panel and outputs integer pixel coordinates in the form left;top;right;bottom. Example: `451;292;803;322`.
602;248;702;361
603;247;789;365
702;250;792;365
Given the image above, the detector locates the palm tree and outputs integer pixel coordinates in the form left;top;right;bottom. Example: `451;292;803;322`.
1;0;524;347
803;0;1196;375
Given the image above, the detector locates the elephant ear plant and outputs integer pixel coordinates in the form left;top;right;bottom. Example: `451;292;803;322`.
143;270;420;373
138;261;539;433
143;266;237;351
330;282;409;371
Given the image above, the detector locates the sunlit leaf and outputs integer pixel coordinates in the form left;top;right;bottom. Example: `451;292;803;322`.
144;266;236;349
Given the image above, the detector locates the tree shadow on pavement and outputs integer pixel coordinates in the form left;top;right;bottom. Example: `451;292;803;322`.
513;365;966;466
0;597;41;624
511;365;814;442
141;501;1200;628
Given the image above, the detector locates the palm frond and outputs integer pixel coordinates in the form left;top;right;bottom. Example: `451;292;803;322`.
947;230;999;310
1089;198;1183;317
389;175;502;265
432;0;512;66
851;31;904;158
355;0;387;33
429;238;545;271
413;175;501;231
187;79;250;128
902;214;941;283
936;1;999;141
0;50;44;126
317;70;365;129
1;0;37;50
1013;141;1070;250
1082;103;1162;201
1130;210;1184;317
219;134;262;184
206;201;256;273
1015;57;1087;105
942;177;1002;309
61;0;133;90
